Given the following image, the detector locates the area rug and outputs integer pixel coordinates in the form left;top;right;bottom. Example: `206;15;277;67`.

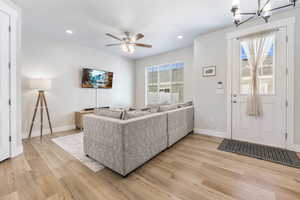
218;139;300;169
52;133;104;172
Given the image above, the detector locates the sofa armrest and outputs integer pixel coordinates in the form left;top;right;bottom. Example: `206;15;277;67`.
83;114;125;174
83;112;168;176
165;106;194;147
121;112;168;174
83;114;124;147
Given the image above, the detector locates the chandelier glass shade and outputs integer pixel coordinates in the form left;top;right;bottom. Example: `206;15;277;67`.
231;0;298;27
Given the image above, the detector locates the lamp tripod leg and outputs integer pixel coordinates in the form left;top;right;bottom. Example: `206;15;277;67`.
42;93;53;134
40;91;44;138
28;92;41;138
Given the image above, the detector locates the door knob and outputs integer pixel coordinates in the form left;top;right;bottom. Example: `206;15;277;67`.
232;94;237;97
232;100;237;103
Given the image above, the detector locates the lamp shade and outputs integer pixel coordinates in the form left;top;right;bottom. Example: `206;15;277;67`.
29;79;52;91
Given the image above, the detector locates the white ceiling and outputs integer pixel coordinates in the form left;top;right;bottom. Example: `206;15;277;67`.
13;0;295;59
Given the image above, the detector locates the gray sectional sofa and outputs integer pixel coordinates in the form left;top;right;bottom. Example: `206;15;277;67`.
83;104;194;176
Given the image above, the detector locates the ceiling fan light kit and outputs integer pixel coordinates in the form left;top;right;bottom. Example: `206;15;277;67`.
231;0;298;27
106;32;152;54
121;43;135;54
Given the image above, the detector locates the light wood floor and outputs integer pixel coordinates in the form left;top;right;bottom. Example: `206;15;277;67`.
1;130;300;200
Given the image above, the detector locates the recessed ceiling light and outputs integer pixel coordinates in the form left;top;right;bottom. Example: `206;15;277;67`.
65;30;73;34
177;35;183;39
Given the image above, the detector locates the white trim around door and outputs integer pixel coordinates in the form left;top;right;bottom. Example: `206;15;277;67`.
0;0;22;158
226;17;295;150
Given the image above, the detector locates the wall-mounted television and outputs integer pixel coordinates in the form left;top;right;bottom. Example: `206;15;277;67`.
81;68;113;89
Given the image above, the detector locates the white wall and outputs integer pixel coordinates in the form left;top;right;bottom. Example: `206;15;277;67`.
135;46;194;107
21;33;135;138
194;28;228;136
194;8;300;144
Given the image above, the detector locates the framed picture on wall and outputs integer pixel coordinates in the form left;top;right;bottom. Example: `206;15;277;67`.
202;66;216;77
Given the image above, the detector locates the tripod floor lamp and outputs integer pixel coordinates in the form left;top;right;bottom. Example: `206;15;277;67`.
28;79;53;138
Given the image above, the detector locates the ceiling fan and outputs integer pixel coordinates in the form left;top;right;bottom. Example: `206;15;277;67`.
105;32;152;54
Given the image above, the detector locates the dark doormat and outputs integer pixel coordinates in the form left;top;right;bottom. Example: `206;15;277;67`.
218;139;300;169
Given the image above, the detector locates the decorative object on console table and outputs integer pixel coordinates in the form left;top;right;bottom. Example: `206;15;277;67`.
28;79;53;138
203;66;216;77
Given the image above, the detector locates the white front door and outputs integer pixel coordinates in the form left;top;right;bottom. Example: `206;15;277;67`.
231;27;287;148
0;10;10;161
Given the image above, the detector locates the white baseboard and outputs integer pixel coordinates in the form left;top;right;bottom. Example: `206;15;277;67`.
194;128;229;139
23;125;76;139
11;144;23;157
194;129;300;153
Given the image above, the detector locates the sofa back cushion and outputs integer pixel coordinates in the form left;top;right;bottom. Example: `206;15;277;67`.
178;101;193;108
159;104;178;112
146;101;169;112
94;108;123;119
140;107;151;112
123;110;151;120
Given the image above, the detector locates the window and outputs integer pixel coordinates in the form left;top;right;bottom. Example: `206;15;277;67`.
146;62;184;105
240;42;275;95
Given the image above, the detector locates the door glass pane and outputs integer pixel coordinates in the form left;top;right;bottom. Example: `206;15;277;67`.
240;46;251;95
240;41;275;95
259;44;274;95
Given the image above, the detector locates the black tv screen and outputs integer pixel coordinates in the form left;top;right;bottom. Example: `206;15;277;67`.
82;68;113;89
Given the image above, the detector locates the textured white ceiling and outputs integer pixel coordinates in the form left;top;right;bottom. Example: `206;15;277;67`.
13;0;295;59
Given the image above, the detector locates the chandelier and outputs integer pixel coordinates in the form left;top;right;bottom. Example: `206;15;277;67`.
231;0;298;27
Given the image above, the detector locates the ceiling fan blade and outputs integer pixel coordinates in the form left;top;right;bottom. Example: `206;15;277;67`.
106;33;123;41
134;43;152;48
133;33;144;41
106;43;122;47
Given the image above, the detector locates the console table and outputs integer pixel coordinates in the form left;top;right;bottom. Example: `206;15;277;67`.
75;107;109;130
75;110;94;130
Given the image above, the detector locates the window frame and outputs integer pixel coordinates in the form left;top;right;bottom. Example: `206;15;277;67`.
145;61;184;105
